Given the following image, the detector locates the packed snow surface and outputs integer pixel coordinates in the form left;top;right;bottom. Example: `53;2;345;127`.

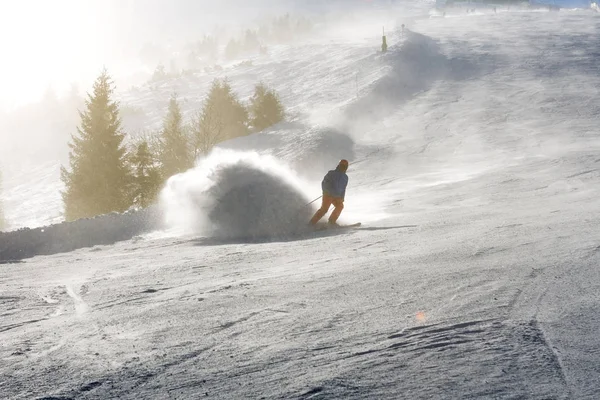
2;6;600;400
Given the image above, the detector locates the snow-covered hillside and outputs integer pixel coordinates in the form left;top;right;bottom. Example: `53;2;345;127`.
3;5;600;399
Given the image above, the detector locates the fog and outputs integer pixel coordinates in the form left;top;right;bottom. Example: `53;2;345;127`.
3;2;600;398
0;0;410;108
0;0;428;231
0;0;417;162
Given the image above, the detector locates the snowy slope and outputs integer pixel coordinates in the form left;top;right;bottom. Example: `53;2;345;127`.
3;6;600;400
0;10;399;231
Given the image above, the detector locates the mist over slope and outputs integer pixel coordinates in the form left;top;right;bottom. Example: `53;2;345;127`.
0;0;419;231
4;5;598;255
3;5;600;400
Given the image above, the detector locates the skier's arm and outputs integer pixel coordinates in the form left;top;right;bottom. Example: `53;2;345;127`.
322;171;334;194
341;176;348;201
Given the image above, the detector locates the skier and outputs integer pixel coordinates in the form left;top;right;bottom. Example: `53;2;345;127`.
309;159;349;226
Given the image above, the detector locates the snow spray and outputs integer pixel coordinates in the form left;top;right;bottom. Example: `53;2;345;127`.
160;149;314;240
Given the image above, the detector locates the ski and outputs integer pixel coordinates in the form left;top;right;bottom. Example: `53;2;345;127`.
313;222;361;231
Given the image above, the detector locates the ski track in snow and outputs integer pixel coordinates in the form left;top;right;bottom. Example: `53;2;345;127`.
65;284;90;316
3;5;600;400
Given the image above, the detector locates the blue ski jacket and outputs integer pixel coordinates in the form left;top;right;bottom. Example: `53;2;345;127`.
322;168;349;200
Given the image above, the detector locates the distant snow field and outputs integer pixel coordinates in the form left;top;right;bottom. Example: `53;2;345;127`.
2;5;600;400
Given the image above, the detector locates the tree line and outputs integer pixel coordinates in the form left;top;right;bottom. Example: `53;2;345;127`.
0;169;5;230
61;69;285;222
148;14;315;81
222;15;313;60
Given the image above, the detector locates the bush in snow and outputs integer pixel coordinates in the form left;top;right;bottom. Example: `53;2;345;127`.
249;83;285;132
61;69;132;221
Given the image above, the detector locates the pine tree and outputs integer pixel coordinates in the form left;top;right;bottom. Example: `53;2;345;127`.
249;82;285;132
61;69;131;221
243;29;260;52
257;23;271;42
129;140;162;208
152;64;167;82
225;38;241;60
219;80;249;140
190;79;248;157
159;93;193;179
189;106;224;158
197;34;218;60
273;14;292;43
296;16;314;36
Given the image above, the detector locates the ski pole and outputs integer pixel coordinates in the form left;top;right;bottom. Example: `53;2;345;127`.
304;195;322;207
349;148;381;166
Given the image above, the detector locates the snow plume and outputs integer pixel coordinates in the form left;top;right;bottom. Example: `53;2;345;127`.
161;149;314;240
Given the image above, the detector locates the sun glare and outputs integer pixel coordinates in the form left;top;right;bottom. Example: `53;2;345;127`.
0;0;104;108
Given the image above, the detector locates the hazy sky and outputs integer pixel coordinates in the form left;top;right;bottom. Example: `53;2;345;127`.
0;0;407;109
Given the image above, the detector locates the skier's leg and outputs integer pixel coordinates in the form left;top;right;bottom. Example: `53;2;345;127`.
310;195;333;225
328;198;344;224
